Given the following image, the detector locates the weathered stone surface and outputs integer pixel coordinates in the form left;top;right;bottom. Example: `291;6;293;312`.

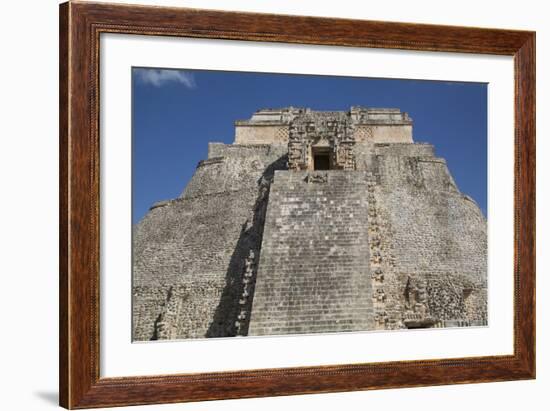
235;107;413;145
248;171;373;335
132;107;487;341
132;143;287;340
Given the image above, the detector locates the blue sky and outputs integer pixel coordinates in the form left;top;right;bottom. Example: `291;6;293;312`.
132;68;487;225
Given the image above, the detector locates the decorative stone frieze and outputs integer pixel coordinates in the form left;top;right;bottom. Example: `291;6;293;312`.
288;111;356;171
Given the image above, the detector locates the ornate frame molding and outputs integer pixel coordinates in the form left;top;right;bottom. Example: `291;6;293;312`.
59;1;535;408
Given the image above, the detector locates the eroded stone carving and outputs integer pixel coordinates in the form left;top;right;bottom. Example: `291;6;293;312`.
371;250;382;264
375;288;386;302
372;268;384;281
305;172;328;184
235;249;257;335
374;310;388;326
288;110;356;171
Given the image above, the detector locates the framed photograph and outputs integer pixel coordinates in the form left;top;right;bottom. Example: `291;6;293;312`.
59;1;535;408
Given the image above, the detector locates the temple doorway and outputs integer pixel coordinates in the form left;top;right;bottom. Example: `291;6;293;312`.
312;147;331;170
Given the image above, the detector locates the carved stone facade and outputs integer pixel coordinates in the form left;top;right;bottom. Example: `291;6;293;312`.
132;107;487;341
288;110;356;171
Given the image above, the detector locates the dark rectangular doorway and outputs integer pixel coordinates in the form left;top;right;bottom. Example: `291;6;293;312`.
313;153;330;170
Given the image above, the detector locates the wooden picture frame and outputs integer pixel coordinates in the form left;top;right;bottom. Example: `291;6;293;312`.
59;1;535;408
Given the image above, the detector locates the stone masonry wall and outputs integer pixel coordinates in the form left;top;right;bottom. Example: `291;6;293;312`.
366;143;488;329
132;144;287;340
354;125;413;143
248;170;374;336
235;125;289;144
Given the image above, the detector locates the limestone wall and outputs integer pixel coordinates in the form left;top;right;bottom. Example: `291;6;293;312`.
234;125;289;144
132;144;287;340
235;124;412;145
183;143;286;197
354;125;413;143
366;144;487;329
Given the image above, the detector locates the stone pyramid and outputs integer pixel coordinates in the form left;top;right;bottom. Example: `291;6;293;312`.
132;107;487;341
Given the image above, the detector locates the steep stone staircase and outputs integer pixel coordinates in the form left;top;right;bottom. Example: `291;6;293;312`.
248;170;374;336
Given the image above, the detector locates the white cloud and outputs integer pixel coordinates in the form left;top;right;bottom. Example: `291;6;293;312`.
135;68;196;88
